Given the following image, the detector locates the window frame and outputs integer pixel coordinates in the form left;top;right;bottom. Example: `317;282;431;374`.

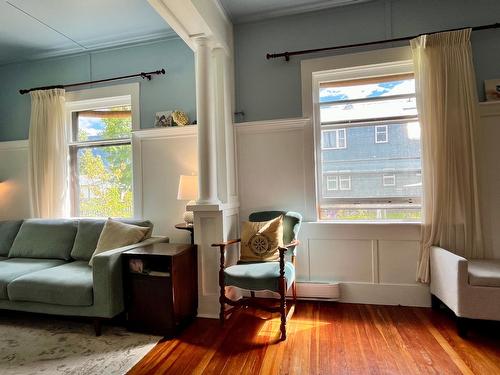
339;174;352;191
322;128;347;150
383;174;396;187
326;175;338;191
65;83;140;218
375;125;388;144
310;58;421;223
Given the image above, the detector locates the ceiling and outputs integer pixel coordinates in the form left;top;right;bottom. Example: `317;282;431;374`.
0;0;174;65
220;0;373;23
0;0;374;65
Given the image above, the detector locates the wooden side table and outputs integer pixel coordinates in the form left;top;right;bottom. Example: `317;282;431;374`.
122;242;197;336
175;223;194;245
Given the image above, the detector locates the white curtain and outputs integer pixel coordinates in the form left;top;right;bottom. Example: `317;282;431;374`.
28;89;68;218
411;29;484;283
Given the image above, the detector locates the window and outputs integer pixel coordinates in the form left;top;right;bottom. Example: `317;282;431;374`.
339;174;351;191
66;85;138;218
315;66;422;222
326;175;338;191
375;125;388;143
322;128;346;149
383;174;396;187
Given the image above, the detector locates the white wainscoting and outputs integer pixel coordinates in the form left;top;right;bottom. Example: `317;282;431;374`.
132;126;198;243
0;140;30;219
236;118;430;307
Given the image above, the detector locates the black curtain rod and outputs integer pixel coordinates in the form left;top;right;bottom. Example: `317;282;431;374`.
266;22;500;61
19;69;166;95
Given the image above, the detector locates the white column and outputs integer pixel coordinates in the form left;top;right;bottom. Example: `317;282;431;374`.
223;53;238;201
193;36;219;204
212;47;228;203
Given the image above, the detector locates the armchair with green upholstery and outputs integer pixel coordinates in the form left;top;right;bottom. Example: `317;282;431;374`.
212;211;302;341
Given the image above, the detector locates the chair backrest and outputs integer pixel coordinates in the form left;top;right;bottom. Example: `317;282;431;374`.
249;211;302;258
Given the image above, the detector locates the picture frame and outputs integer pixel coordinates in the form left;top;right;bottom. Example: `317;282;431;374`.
485;79;500;101
154;111;173;127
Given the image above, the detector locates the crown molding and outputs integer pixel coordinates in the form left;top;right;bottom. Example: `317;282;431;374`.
0;30;179;67
232;0;373;24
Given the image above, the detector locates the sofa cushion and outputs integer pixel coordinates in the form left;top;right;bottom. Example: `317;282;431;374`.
8;261;93;306
468;259;500;287
0;220;23;256
70;219;153;261
0;258;65;299
224;261;295;292
8;219;77;260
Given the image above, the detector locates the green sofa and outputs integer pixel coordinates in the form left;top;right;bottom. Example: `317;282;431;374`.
0;218;168;335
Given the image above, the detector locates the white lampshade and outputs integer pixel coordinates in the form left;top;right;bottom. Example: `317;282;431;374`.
177;175;198;201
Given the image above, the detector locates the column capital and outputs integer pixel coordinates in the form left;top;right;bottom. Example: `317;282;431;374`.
191;34;210;47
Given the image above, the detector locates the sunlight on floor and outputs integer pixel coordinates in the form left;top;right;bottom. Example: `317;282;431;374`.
258;317;330;337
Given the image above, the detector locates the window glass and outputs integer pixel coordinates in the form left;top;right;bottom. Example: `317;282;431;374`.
75;106;132;142
317;74;422;221
69;102;133;218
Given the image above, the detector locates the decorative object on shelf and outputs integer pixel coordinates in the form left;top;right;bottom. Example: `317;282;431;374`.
485;79;500;101
154;111;173;127
172;110;189;126
177;175;198;225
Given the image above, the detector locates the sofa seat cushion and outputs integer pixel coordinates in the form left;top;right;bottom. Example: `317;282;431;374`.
0;258;65;299
224;261;295;292
8;219;77;260
8;261;93;306
468;259;500;287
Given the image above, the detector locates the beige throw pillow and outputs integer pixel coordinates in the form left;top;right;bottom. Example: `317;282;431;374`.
240;216;283;262
89;218;149;266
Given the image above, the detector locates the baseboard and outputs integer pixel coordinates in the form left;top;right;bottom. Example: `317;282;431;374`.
291;282;340;301
338;282;430;307
286;281;429;307
197;281;430;319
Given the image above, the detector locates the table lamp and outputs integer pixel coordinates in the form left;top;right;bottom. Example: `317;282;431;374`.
177;175;198;225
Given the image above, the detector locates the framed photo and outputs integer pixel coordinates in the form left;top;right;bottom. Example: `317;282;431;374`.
154;111;173;127
485;79;500;101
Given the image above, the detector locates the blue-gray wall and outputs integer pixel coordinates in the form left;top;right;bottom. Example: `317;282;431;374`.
0;37;195;141
234;0;500;122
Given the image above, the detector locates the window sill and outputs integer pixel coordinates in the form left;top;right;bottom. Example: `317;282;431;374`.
309;220;421;225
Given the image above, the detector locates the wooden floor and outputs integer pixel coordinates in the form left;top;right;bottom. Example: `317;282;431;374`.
128;302;500;374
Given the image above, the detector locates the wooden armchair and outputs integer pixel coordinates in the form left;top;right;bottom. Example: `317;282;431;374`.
212;211;302;341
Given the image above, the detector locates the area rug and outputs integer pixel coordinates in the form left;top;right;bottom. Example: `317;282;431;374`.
0;314;161;375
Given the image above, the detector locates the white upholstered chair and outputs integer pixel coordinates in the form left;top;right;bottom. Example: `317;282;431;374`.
430;246;500;336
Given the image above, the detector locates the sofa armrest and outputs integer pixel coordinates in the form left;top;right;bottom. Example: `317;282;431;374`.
430;246;468;315
92;236;169;317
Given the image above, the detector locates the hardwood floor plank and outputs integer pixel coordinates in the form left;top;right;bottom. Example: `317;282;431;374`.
129;302;500;375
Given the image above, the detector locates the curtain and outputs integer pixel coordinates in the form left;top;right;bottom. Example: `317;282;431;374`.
411;29;484;283
28;89;68;218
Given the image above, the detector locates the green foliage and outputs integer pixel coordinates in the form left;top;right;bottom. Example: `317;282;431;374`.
78;114;133;218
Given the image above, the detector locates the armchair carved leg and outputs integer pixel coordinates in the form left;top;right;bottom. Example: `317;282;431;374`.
279;248;287;341
218;244;226;326
292;281;297;303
